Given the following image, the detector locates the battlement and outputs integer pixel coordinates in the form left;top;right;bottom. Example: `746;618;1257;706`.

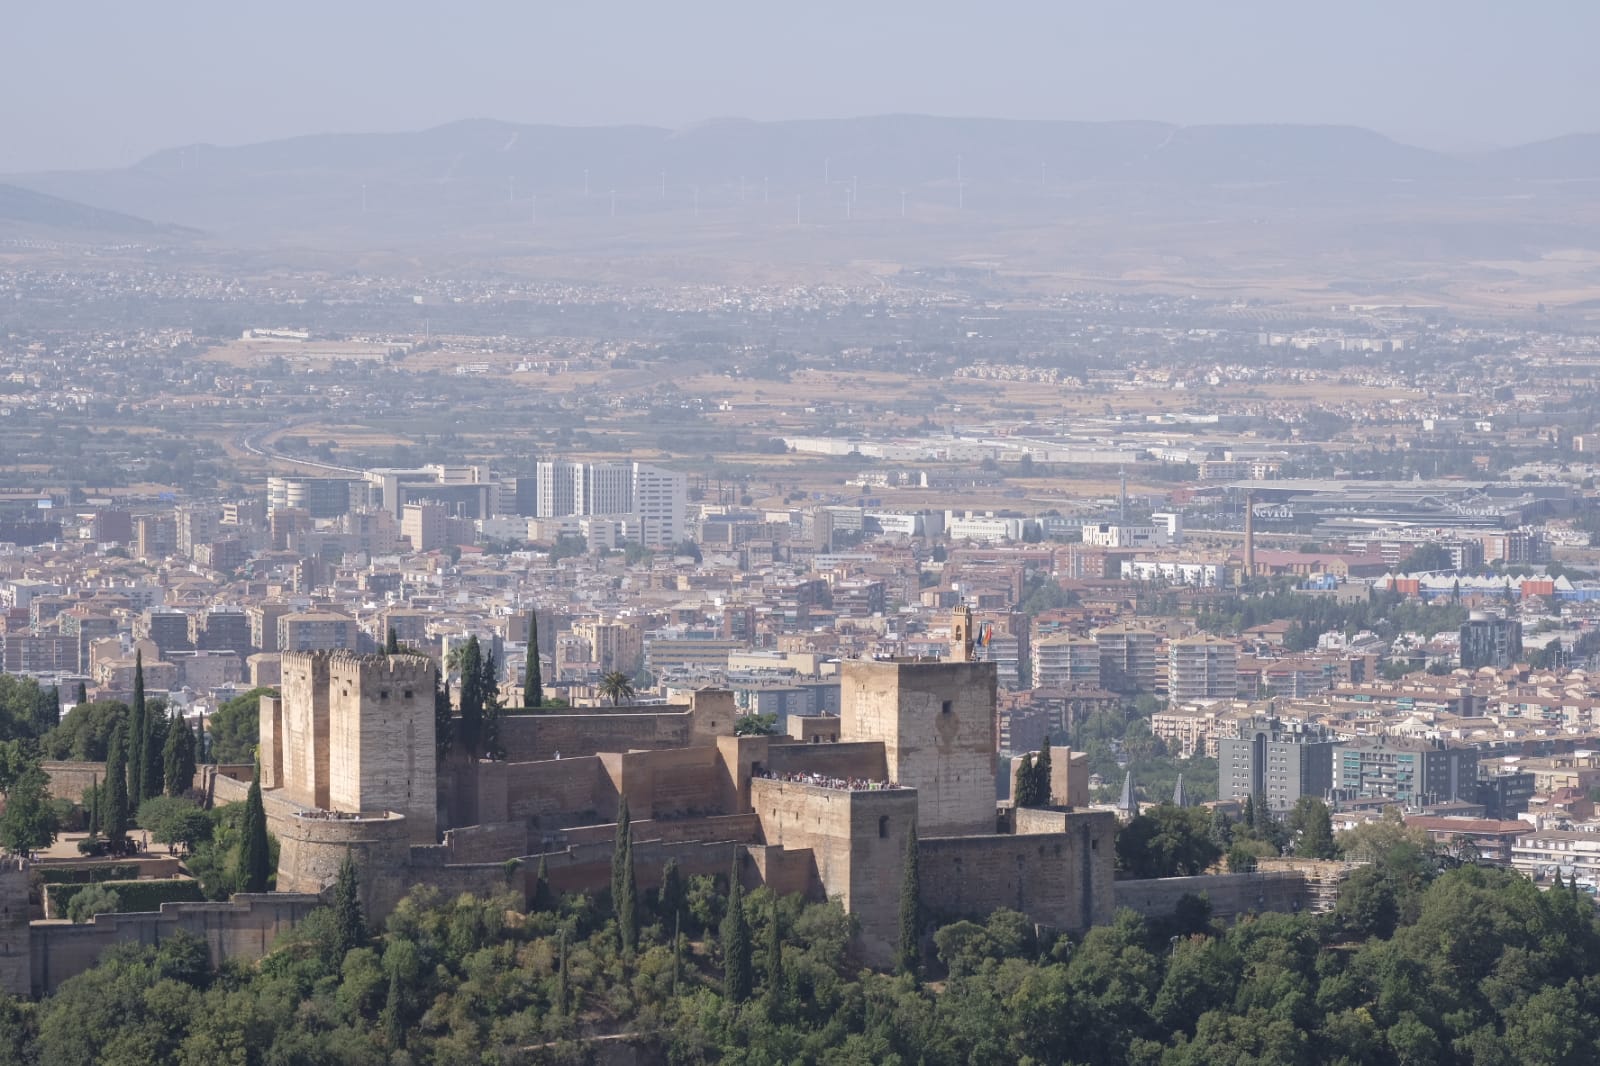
326;650;435;682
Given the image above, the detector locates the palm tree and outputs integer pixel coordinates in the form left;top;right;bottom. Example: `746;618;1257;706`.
599;671;636;707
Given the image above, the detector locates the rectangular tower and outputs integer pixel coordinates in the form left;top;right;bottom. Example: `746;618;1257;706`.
326;653;438;844
841;659;997;836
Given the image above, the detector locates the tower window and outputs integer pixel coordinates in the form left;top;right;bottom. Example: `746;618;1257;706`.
878;816;889;838
941;700;953;714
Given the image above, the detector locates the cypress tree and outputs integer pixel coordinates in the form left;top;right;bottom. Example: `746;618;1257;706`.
333;850;367;957
385;627;400;655
532;853;554;912
74;681;87;705
382;970;407;1050
457;637;484;755
1243;793;1257;830
1013;752;1037;807
1035;743;1053;807
555;928;568;1015
765;901;784;1013
523;610;543;709
898;827;921;977
722;856;752;1003
671;911;682;996
612;796;637;952
659;858;685;926
480;652;503;760
163;708;197;796
240;765;271;892
141;698;165;802
433;669;454;764
87;772;100;838
105;723;129;844
129;651;147;804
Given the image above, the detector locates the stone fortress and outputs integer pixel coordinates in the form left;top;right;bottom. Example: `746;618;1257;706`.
245;612;1120;964
4;610;1338;996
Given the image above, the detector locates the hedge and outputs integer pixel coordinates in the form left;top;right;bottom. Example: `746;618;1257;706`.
46;878;205;918
35;864;143;886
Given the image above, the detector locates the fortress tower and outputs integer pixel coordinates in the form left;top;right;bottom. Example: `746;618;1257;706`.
263;651;438;844
840;657;997;836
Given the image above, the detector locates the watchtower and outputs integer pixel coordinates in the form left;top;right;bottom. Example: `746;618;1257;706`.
840;658;997;836
327;653;438;844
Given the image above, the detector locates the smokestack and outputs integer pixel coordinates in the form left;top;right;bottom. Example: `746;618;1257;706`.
1244;491;1256;579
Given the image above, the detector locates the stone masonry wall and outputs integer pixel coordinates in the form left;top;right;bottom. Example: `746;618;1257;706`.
499;710;694;762
841;660;997;837
1113;870;1311;922
39;762;104;805
326;653;437;843
29;892;321;996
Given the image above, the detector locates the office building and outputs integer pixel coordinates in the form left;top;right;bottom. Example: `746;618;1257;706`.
1217;716;1337;812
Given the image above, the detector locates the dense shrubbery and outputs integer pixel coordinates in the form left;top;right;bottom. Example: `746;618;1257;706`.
46;877;204;918
6;834;1600;1065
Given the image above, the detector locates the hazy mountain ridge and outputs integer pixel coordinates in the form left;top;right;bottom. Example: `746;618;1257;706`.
4;116;1599;257
0;182;180;236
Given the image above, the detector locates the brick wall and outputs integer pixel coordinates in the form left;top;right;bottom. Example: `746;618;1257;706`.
39;762;105;805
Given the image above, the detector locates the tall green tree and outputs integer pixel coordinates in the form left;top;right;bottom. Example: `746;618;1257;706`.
433;669;454;764
899;826;921;977
722;856;752;1003
87;771;99;837
128;651;147;804
765;900;785;1012
0;764;60;854
74;681;87;705
524;610;543;709
333;851;366;956
1035;743;1053;806
612;796;637;953
105;722;130;844
162;710;197;796
240;766;271;892
456;636;484;755
532;853;554;912
1014;752;1040;807
479;651;504;760
384;627;400;655
140;698;166;803
1289;795;1336;859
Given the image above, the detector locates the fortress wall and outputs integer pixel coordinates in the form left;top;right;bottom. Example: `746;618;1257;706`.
0;863;28;998
213;772;251;806
749;777;917;967
554;813;760;849
499;756;608;825
1114;870;1310;921
538;838;742;898
921;810;1116;934
444;822;530;864
498;710;694;762
604;746;725;820
764;741;889;782
272;810;412;920
29;892;321;996
744;844;820;899
39;762;105;805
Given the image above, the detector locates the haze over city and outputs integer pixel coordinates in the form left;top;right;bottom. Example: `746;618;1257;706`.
2;7;1600;1065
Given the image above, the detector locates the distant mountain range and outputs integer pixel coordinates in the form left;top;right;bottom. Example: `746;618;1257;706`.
4;115;1599;253
0;182;177;237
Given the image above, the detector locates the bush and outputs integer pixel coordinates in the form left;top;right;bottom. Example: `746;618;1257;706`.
65;883;121;924
35;863;142;885
47;878;204;918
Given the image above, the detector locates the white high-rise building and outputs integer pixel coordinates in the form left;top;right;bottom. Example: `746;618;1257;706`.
632;463;686;548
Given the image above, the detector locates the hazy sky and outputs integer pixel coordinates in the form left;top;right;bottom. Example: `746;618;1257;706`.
6;1;1598;171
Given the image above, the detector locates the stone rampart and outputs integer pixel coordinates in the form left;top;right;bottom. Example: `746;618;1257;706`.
272;809;412;920
554;813;760;850
443;822;530;864
39;762;105;805
29;891;321;995
499;709;694;762
764;741;889;782
921;810;1117;936
1113;870;1311;922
